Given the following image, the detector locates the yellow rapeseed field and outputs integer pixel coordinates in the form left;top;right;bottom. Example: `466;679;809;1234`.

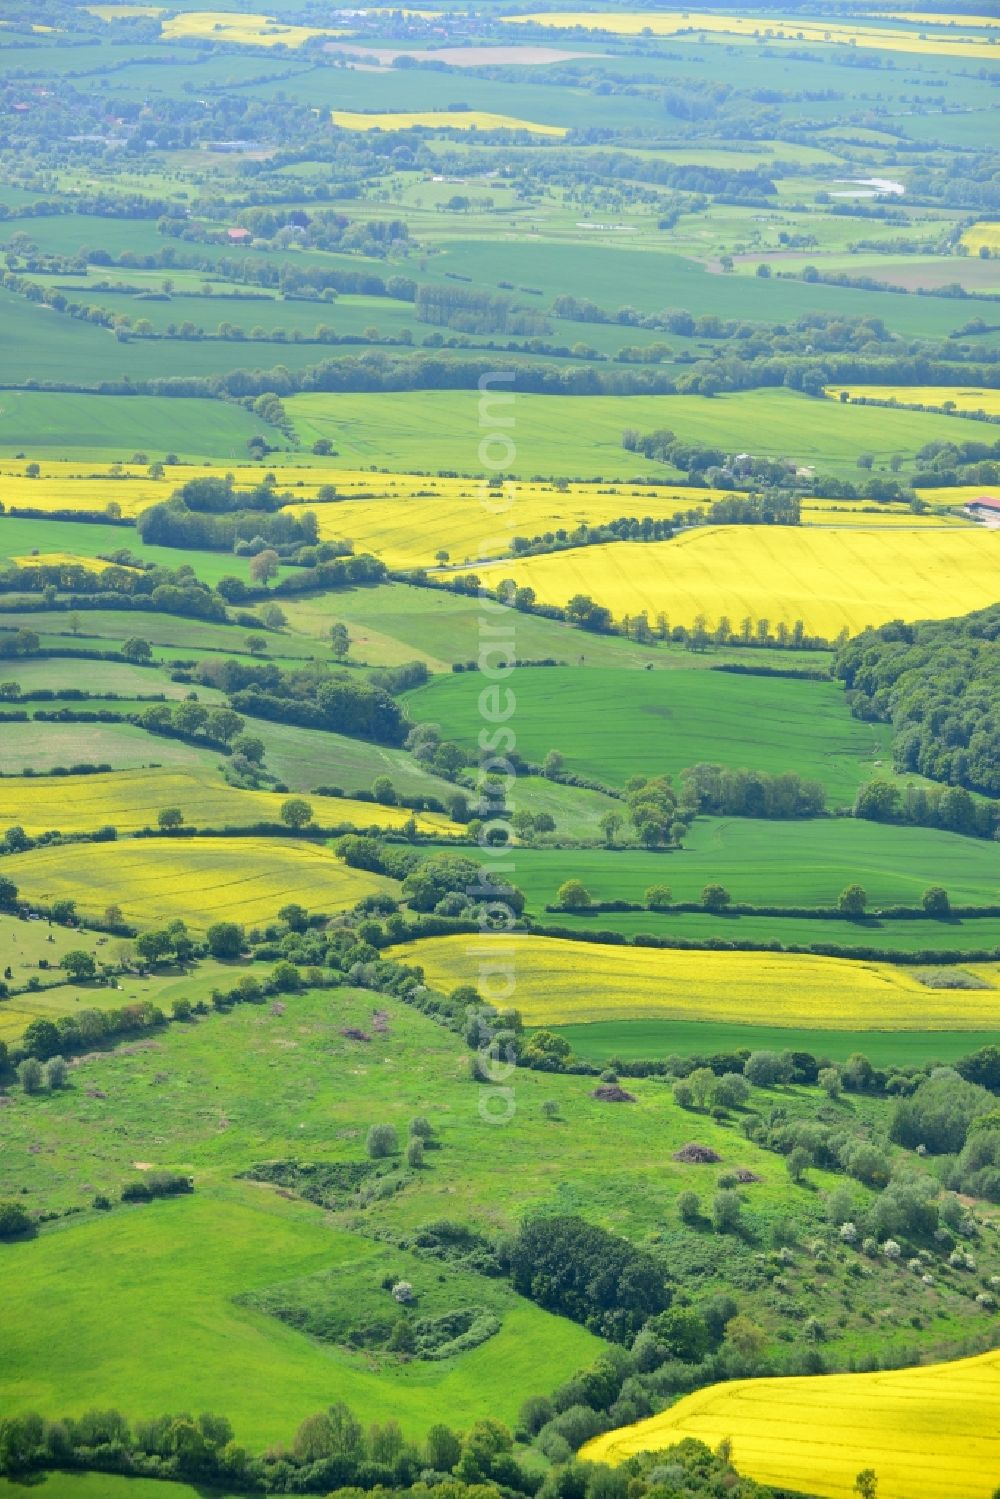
388;934;1000;1029
11;552;136;573
581;1349;1000;1499
504;10;1000;57
474;525;1000;637
0;769;459;838
1;475;168;517
910;483;1000;507
876;10;1000;26
86;3;162;16
331;110;566;136
10;837;395;930
827;384;1000;415
161;11;344;45
285;484;713;569
801;500;966;528
962;222;1000;253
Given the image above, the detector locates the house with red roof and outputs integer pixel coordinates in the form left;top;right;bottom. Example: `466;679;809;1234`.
964;495;1000;526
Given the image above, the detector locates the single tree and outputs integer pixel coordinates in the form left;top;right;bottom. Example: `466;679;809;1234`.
205;921;244;960
922;885;950;916
787;1146;811;1184
261;602;287;630
701;882;731;911
599;810;623;846
838;883;868;916
62;949;96;982
328;626;352;662
157;807;184;830
543;750;565;779
280;797;313;829
557;879;591;909
249;549;279;585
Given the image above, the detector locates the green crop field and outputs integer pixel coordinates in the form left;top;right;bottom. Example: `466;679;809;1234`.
0;392;275;462
549;1020;1000;1068
4;9;1000;1497
407;666;893;802
284;388;986;478
535;907;1000;955
476;820;1000;909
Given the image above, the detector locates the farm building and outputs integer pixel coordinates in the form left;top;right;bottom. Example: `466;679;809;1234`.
963;494;1000;526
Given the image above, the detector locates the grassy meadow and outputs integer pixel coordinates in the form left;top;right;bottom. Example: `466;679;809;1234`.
5;980;996;1436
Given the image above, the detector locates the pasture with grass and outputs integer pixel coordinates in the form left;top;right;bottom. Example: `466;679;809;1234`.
1;4;999;1498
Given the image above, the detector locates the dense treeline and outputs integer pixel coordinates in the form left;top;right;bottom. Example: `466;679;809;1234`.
854;779;1000;841
837;606;1000;795
195;659;407;746
0;1407;779;1496
911;433;1000;490
680;763;826;818
416;284;548;337
137;502;316;552
0;557;230;622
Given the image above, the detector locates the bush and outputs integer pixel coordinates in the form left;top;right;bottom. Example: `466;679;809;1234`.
17;1057;44;1093
0;1200;32;1238
744;1050;788;1087
891;1072;993;1154
711;1189;742;1233
406;1137;424;1168
819;1066;842;1098
43;1055;68;1090
367;1123;399;1158
677;1190;701;1224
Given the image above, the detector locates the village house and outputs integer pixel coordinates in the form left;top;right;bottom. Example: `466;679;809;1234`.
963;495;1000;526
